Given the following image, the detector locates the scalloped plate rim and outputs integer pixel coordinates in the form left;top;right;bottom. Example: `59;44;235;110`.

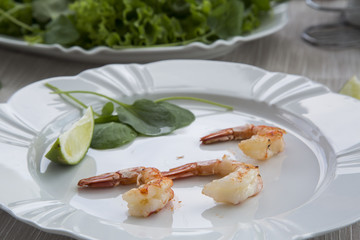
1;60;360;240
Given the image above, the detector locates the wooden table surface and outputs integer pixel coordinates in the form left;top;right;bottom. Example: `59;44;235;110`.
1;1;359;239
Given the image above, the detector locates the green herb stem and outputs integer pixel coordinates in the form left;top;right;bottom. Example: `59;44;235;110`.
0;7;34;33
155;96;233;110
48;89;130;108
45;84;233;114
45;83;95;114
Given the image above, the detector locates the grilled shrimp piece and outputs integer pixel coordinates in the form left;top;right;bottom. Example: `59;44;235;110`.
200;124;286;160
162;157;263;204
78;167;174;217
78;158;262;206
122;167;174;217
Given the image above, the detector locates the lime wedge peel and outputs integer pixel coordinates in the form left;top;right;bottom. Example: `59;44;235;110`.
45;107;94;165
340;76;360;100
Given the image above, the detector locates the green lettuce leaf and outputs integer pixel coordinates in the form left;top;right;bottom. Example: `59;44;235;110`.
44;14;79;45
0;0;282;48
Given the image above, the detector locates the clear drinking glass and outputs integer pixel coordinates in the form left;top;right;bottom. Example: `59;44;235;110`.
346;0;360;26
302;0;360;47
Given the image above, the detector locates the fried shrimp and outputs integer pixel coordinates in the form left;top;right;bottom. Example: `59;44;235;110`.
200;124;286;160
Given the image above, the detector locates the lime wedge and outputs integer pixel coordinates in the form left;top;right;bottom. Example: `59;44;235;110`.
45;107;94;165
340;76;360;100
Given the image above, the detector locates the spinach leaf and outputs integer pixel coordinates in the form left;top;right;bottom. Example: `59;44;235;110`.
116;99;177;136
44;14;79;45
45;83;234;151
91;122;137;149
158;101;195;129
101;102;114;116
94;115;119;124
94;102;117;124
92;100;195;148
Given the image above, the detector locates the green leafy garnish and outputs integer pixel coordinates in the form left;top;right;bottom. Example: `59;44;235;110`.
0;0;282;49
91;122;137;149
207;0;244;39
45;83;232;150
157;101;195;129
32;0;70;23
44;14;79;45
101;102;114;116
116;99;178;136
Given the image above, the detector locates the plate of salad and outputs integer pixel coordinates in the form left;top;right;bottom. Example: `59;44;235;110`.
0;0;287;62
2;60;360;240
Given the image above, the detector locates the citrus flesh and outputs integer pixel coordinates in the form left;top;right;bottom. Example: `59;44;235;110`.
45;107;94;165
340;76;360;100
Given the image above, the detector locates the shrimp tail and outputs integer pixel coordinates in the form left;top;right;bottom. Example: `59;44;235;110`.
78;167;144;188
200;124;255;144
161;159;220;180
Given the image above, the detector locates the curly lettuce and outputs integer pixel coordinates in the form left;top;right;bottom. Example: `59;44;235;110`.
0;0;280;49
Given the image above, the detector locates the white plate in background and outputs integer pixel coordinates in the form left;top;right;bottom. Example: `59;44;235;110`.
0;4;287;63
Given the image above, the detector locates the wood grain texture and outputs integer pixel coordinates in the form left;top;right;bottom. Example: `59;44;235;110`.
0;0;359;239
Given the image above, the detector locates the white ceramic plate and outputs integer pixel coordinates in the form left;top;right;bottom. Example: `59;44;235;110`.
0;4;287;63
1;60;360;240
